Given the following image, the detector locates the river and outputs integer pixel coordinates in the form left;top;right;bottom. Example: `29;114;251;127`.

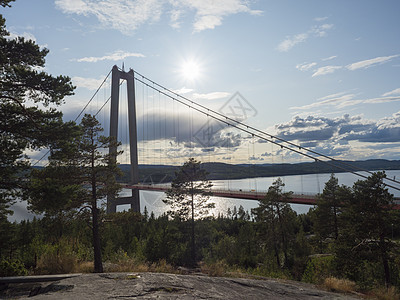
121;170;400;218
8;170;400;222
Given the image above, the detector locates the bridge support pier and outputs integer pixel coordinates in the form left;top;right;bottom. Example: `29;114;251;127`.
107;65;140;214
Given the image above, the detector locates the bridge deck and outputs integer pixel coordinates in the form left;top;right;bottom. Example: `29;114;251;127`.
124;184;400;208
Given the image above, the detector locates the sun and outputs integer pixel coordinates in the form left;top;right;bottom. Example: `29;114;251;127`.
180;59;201;82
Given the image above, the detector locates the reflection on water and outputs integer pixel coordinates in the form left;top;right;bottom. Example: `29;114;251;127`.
120;170;400;217
9;170;400;222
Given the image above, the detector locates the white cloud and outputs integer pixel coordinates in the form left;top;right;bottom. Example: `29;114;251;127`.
382;88;400;97
8;31;37;42
296;62;317;72
169;9;183;29
7;31;49;49
179;0;262;32
312;65;342;77
312;23;333;37
297;54;399;77
291;93;357;110
172;87;194;95
346;54;399;71
74;50;145;62
55;0;262;34
72;76;110;90
317;92;349;101
322;55;337;61
274;112;400;160
363;96;400;104
291;92;400;111
56;0;164;34
314;16;328;22
277;23;333;52
192;92;230;100
277;33;308;52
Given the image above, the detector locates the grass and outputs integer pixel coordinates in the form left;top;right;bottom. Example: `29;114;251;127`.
322;277;357;293
370;286;400;300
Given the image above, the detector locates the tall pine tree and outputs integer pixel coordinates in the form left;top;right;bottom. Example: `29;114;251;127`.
29;114;122;273
164;158;214;266
0;1;74;255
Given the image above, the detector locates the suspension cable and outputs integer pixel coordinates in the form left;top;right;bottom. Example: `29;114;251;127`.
128;69;400;192
33;70;112;166
131;68;400;187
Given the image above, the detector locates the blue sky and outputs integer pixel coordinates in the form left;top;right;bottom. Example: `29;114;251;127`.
3;0;400;164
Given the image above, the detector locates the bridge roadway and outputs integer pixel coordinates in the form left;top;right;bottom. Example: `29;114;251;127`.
125;184;322;206
124;184;400;209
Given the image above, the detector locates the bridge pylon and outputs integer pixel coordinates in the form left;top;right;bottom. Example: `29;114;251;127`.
107;65;140;213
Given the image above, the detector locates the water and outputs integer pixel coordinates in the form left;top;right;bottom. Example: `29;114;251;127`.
9;170;400;222
120;170;400;217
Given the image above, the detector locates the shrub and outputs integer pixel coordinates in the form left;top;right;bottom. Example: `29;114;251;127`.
35;242;77;274
0;259;28;276
323;277;356;293
200;260;228;277
75;261;94;273
372;286;400;300
302;255;335;284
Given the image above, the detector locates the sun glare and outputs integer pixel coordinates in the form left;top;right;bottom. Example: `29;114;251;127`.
181;60;201;81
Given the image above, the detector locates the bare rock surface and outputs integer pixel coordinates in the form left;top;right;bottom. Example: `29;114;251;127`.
1;272;360;299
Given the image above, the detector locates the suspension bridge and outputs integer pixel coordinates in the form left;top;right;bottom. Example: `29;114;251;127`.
36;65;400;213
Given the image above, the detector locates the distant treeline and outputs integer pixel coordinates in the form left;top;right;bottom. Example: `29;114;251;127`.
117;159;400;183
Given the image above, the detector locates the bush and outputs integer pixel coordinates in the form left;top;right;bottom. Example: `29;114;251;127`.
371;286;400;300
0;259;28;276
323;277;356;293
35;242;77;274
302;255;335;284
200;260;228;277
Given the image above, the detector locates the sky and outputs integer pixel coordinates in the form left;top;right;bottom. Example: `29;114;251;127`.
2;0;400;165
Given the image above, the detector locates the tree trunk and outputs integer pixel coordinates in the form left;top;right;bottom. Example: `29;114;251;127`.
271;220;281;268
92;202;103;273
379;234;390;286
276;204;288;267
333;205;338;240
191;183;196;266
91;146;103;273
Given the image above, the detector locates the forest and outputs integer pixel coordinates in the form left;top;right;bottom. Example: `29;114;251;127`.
2;169;400;299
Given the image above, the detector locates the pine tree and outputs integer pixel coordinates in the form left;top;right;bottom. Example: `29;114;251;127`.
336;172;396;286
163;158;214;266
0;1;74;252
313;174;347;248
252;178;296;268
28;114;122;273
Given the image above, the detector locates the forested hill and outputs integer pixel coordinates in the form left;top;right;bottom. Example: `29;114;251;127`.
117;159;400;183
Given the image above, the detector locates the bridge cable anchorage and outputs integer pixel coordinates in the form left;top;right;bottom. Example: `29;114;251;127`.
125;69;400;192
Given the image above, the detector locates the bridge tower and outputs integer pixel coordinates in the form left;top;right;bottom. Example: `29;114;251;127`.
107;65;140;213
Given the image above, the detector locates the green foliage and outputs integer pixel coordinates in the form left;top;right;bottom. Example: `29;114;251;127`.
0;258;28;276
0;3;75;223
3;170;399;296
164;158;214;220
252;178;297;269
164;158;214;266
35;241;77;275
0;1;15;8
335;172;396;286
27;114;122;273
313;174;342;242
302;255;335;284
